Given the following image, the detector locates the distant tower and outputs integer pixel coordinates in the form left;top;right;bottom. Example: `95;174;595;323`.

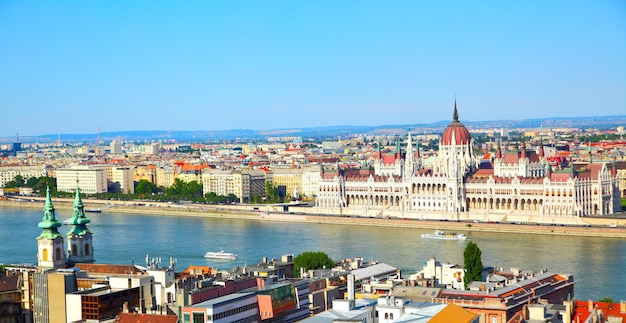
66;187;94;264
37;187;66;268
96;126;101;156
12;132;21;154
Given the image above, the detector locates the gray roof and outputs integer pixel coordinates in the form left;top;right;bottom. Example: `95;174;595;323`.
351;263;397;280
189;292;256;308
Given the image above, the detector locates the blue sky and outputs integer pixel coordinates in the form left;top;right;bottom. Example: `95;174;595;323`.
1;1;624;137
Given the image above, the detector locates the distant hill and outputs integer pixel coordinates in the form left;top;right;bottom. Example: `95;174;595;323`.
2;115;624;144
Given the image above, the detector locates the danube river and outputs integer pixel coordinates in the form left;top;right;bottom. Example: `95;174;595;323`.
1;206;624;300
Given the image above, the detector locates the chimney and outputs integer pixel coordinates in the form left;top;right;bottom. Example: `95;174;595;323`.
123;301;129;313
347;274;356;301
589;300;594;313
621;301;626;314
480;284;486;291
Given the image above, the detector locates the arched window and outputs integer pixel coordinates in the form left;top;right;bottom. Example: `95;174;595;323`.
72;244;78;256
55;247;62;260
85;244;90;255
42;248;49;261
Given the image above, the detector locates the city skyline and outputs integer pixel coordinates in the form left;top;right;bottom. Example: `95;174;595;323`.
1;1;625;137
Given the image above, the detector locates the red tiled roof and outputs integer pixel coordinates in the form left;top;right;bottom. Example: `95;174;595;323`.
382;155;397;165
74;263;144;275
0;276;19;292
114;313;178;323
503;152;519;164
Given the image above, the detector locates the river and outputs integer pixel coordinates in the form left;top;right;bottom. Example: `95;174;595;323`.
1;206;624;300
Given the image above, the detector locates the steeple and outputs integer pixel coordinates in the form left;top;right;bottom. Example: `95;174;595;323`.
520;140;527;159
496;138;503;159
539;136;545;158
67;188;91;235
38;187;63;239
453;99;459;122
67;187;94;264
37;187;66;268
395;138;401;159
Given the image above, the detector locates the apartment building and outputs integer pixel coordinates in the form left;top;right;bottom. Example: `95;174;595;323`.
202;169;266;202
56;166;107;194
182;292;259;323
301;164;321;198
102;166;134;194
0;165;47;187
271;167;303;200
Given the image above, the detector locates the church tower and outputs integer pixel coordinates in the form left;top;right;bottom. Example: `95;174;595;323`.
37;187;66;268
66;187;94;264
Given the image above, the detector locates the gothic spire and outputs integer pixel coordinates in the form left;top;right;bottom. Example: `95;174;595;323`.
453;99;459;122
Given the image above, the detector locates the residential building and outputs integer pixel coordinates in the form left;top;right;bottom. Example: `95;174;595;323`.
0;275;22;323
412;257;464;290
0;166;47;188
102;166;134;194
182;292;259;323
56;166;107;194
301;164;321;198
271;167;303;200
66;285;140;322
202;169;266;202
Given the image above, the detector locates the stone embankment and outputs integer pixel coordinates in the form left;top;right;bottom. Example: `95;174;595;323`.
2;197;626;239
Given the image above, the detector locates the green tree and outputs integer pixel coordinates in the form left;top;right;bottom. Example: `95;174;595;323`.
599;297;613;303
136;179;157;196
26;176;39;187
184;180;203;198
264;181;279;203
14;175;25;187
32;177;56;195
293;251;335;278
463;241;484;289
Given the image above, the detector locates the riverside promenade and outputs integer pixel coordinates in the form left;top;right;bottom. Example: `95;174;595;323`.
3;197;626;239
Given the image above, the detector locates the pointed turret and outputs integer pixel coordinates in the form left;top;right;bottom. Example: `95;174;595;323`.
37;187;66;268
395;138;401;159
66;187;94;264
496;139;503;159
67;188;91;235
453;99;459;122
37;187;63;238
521;141;527;159
539;136;545;158
406;132;413;156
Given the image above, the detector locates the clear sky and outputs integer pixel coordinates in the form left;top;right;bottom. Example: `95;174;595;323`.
1;1;624;137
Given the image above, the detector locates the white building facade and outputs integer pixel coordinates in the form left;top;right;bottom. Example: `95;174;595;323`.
56;166;107;194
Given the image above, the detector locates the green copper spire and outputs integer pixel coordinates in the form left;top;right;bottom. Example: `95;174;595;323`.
67;187;91;236
37;186;63;240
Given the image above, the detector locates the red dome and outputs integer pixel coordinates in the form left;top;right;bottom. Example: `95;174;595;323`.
440;103;471;145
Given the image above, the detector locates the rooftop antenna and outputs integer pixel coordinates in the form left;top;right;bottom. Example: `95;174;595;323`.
16;132;20;143
97;126;101;156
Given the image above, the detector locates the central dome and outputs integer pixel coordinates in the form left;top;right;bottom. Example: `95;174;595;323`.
441;102;471;145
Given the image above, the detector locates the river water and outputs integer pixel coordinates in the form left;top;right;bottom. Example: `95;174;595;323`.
1;207;624;300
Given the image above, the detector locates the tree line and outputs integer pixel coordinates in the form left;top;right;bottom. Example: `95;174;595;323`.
2;175;284;205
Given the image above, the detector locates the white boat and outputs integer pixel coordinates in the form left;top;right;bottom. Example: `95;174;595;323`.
421;230;467;240
204;248;237;260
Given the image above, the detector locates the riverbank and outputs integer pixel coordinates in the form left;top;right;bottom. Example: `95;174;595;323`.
3;197;626;239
